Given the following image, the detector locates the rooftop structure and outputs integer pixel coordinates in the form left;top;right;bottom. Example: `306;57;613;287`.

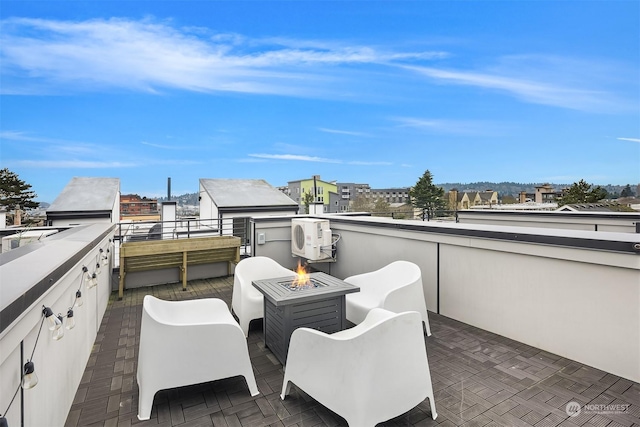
46;177;120;226
200;178;298;212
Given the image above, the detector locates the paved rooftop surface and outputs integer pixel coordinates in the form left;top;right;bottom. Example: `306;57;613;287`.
65;276;640;427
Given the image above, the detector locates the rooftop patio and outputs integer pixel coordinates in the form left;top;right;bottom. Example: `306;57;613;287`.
64;277;640;427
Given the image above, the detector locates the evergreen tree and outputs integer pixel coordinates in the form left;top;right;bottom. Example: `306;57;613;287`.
409;170;446;219
558;179;607;206
620;184;634;198
0;168;39;210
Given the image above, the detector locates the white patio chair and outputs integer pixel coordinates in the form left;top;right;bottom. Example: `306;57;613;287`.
281;308;437;426
137;295;259;420
344;260;432;336
232;256;292;337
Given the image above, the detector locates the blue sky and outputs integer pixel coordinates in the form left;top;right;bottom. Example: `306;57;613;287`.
1;1;639;202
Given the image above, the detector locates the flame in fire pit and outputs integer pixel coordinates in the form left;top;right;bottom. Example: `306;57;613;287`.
291;260;310;289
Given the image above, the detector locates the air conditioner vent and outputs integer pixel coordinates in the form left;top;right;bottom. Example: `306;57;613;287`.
293;223;305;252
291;218;332;261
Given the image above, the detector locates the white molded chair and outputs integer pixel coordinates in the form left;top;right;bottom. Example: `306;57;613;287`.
137;296;259;420
232;256;292;337
281;308;437;426
344;260;432;336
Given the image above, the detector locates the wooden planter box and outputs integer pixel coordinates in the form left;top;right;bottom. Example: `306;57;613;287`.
118;236;240;298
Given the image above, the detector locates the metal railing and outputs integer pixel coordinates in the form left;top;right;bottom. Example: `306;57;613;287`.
114;217;252;265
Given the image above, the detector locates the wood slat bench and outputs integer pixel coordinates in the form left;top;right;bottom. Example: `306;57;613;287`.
118;235;241;299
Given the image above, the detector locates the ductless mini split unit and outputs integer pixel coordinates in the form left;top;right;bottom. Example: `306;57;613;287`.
291;218;334;261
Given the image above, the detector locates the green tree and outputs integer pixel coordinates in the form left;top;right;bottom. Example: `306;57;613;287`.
620;184;634;198
409;170;446;219
373;198;390;216
350;195;372;212
301;190;315;214
0;168;39;211
558;179;607;206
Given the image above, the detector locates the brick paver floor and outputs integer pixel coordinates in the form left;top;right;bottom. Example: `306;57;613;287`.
64;276;640;427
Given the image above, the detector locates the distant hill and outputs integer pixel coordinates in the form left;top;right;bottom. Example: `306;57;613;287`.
156;183;635;207
436;182;632;198
157;192;199;206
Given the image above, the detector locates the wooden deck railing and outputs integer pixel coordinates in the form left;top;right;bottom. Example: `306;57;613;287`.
118;236;241;299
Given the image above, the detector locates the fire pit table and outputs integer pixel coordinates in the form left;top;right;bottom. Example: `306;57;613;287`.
252;272;359;365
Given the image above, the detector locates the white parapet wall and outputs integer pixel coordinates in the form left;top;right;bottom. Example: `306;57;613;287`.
457;209;640;233
0;223;116;427
253;214;640;383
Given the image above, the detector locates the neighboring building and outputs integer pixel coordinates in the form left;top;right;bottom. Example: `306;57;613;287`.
120;194;159;219
449;189;498;210
46;177;120;226
556;202;630;213
199;178;298;239
286;175;338;214
519;183;564;204
334;182;371;212
369;187;411;205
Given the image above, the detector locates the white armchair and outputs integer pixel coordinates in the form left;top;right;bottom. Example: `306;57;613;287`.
137;296;259;421
232;256;292;336
281;308;437;426
344;260;432;336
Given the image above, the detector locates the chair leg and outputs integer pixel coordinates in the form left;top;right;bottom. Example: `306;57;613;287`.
423;319;432;337
280;378;292;400
239;317;250;338
137;386;156;420
244;372;260;397
428;396;438;420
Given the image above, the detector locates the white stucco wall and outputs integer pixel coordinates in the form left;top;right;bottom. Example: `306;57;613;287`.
253;215;640;382
0;224;115;427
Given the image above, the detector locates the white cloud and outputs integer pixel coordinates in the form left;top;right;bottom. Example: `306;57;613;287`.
249;153;340;163
318;128;370;137
348;160;392;166
617;137;640;143
1;130;63;143
403;54;633;112
0;17;444;96
13;160;138;168
393;117;503;135
141;141;181;149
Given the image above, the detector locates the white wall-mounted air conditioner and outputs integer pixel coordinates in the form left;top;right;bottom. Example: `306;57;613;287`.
291;218;332;261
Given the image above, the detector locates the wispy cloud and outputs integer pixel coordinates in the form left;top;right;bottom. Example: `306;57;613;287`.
12;160;138;168
248;153;340;163
318;127;370;137
393;117;504;135
1;130;66;143
617;137;640;143
0;17;444;96
141;141;181;149
348;160;392;166
248;153;393;166
403;55;633;112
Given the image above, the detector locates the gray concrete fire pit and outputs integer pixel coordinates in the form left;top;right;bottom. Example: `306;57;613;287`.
252;272;359;365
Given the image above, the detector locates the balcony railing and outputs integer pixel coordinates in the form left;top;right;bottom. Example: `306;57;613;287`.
1;212;639;426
